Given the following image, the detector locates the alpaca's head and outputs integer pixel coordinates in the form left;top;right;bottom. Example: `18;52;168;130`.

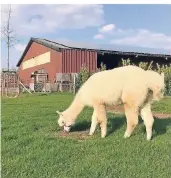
56;111;75;132
146;71;165;101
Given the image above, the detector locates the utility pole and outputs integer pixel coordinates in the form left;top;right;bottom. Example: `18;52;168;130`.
2;4;17;71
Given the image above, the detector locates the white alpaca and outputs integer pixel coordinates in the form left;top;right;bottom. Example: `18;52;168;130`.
57;65;165;141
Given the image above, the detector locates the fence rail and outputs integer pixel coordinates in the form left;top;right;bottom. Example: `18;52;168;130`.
1;72;171;96
32;82;76;93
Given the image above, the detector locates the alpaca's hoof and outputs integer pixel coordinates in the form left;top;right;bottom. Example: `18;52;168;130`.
64;126;71;133
89;132;94;136
147;137;152;141
101;134;106;138
124;132;131;138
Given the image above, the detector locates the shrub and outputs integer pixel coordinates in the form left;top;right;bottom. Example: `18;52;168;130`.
97;62;107;72
76;59;171;96
75;64;91;92
78;64;91;85
76;62;107;88
155;63;171;96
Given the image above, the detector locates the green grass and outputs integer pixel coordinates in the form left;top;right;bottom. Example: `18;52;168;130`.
2;93;171;178
151;96;171;113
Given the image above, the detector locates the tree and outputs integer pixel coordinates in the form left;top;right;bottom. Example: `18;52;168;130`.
2;4;17;71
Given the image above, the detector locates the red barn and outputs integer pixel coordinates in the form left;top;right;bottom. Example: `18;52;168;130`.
17;38;97;83
17;38;171;84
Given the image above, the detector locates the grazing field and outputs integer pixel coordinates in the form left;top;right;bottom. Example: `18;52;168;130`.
2;93;171;178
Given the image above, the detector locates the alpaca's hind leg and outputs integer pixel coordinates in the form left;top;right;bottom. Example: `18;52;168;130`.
89;110;98;136
124;104;138;138
140;104;154;141
94;104;107;138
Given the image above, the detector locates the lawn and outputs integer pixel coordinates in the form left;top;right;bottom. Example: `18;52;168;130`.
1;93;171;178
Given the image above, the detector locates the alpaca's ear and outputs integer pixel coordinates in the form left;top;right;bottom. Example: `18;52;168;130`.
56;111;62;116
56;111;61;115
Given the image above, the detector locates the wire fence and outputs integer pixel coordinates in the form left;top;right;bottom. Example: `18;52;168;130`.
1;72;171;96
32;82;76;93
19;81;79;94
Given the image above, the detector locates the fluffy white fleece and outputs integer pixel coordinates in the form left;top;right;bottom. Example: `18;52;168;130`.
57;65;165;141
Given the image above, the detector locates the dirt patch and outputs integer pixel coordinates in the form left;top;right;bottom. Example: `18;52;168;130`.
106;105;124;114
56;130;90;140
153;113;171;119
107;105;124;111
106;105;171;119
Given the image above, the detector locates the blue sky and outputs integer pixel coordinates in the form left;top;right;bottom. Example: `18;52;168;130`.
1;4;171;68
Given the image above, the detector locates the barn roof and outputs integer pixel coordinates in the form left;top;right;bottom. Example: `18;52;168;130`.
16;38;71;67
16;37;171;67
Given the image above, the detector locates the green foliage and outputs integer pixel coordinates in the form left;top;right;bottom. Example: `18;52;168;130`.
139;61;153;70
80;64;90;84
121;58;154;70
76;64;91;89
122;58;131;66
77;62;107;87
155;63;171;96
77;59;171;96
97;62;107;72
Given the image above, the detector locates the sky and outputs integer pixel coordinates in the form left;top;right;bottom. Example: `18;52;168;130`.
1;4;171;69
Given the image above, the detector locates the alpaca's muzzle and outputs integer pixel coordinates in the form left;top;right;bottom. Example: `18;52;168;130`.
64;125;72;132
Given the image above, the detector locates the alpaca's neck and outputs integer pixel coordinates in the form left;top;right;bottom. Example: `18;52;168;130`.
64;94;84;121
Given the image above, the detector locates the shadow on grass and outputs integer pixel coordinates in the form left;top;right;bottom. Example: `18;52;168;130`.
71;120;91;132
137;117;171;138
69;115;171;138
71;116;126;134
107;116;126;136
153;118;171;136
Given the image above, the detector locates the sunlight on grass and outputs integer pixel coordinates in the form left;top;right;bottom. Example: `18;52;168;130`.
2;93;171;178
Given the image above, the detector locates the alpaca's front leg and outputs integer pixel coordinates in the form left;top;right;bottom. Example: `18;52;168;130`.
89;110;98;136
94;104;107;138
